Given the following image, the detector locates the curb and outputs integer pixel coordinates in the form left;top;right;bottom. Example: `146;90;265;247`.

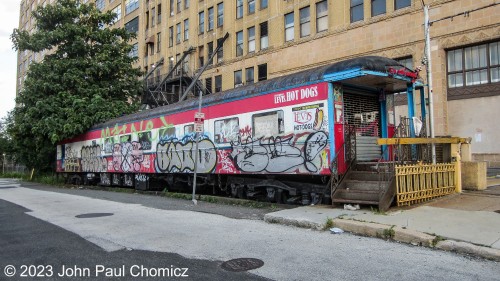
263;215;500;261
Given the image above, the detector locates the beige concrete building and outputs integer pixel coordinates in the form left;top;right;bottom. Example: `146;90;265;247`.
16;0;500;166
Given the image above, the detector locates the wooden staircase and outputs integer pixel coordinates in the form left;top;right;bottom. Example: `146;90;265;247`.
331;162;396;211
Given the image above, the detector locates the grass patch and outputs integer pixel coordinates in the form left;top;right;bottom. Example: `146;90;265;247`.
432;235;444;247
371;206;387;215
323;217;335;231
383;225;396;239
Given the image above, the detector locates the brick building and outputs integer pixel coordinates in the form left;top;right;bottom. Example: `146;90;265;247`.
16;0;500;166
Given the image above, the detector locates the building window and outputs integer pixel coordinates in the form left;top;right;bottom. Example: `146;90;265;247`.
261;0;268;9
125;0;139;15
248;0;255;14
395;0;411;10
111;5;122;25
300;6;310;38
215;75;222;93
96;0;105;11
184;19;189;40
447;42;500;88
350;0;363;23
258;63;267;81
170;0;174;16
176;23;181;44
217;38;224;63
199;11;205;34
234;70;243;87
208;6;214;31
185;0;189;9
198;45;204;68
157;32;161;53
236;0;243;19
157;4;162;24
260;22;268;50
236;30;243;56
177;0;181;13
372;0;386;17
169;26;173;47
285;12;294;42
125;17;139;33
205;77;212;94
217;2;224;27
248;26;255;53
207;41;214;65
149;44;154;56
246;67;254;84
129;43;138;58
151;7;155;27
316;1;328;33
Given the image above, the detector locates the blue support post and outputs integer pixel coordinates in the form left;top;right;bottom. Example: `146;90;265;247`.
379;91;388;160
407;84;415;138
419;87;426;135
327;83;336;163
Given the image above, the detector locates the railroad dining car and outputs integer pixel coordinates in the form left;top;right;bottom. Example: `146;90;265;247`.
57;56;420;204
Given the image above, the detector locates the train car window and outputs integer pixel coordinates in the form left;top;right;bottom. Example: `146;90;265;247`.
184;124;194;135
252;110;284;138
120;134;131;143
159;127;176;141
138;131;152;150
104;137;114;154
214;117;239;144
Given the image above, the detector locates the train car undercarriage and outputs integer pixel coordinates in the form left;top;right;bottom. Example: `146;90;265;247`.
63;172;331;205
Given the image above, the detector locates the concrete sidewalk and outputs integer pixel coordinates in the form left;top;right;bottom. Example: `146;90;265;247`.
265;179;500;261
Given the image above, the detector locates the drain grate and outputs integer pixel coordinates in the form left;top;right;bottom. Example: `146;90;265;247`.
221;258;264;272
75;213;114;218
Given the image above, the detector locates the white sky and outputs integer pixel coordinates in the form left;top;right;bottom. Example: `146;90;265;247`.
0;0;20;120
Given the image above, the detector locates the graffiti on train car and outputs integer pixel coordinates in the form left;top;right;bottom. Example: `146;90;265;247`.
100;116;174;142
155;135;217;173
230;131;328;173
111;141;152;173
64;146;81;172
81;145;107;172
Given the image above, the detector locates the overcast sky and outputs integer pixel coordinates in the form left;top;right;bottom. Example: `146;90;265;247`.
0;0;20;121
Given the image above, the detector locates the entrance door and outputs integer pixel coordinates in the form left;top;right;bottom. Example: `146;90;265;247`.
343;93;381;162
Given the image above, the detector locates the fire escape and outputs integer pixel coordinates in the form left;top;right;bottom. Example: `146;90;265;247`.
141;33;229;108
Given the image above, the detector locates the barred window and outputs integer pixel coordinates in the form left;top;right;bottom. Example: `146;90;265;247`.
447;42;500;88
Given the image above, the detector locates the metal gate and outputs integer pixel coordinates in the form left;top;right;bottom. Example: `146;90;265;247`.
343;93;380;161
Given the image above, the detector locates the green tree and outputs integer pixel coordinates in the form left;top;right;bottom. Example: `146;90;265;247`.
10;0;142;171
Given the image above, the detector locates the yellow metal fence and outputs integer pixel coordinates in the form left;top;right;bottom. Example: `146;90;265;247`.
395;163;456;206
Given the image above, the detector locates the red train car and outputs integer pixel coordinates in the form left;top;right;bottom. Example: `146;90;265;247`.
57;56;420;204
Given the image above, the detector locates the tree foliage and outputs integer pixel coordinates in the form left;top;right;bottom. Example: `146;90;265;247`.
10;0;142;171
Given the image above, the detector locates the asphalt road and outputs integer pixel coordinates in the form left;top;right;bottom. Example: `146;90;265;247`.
1;179;499;281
